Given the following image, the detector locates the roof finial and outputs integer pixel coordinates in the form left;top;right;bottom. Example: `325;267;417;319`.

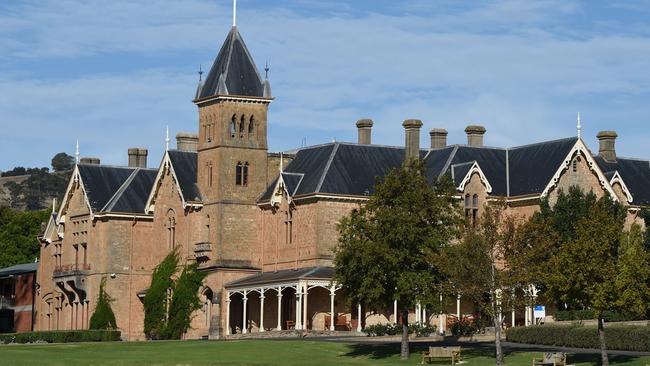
52;198;56;214
233;0;237;27
165;125;170;151
75;139;80;163
198;64;203;82
577;112;582;139
265;60;270;79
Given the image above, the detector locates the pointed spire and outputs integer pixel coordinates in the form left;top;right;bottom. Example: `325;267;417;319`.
577;112;582;139
233;0;237;27
75;139;80;163
265;60;270;79
165;126;170;151
195;65;204;100
262;60;272;98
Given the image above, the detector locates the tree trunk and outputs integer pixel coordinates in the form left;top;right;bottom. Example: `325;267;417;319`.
494;312;504;365
598;316;609;366
400;309;410;360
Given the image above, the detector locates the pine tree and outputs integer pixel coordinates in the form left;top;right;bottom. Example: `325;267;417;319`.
89;277;117;330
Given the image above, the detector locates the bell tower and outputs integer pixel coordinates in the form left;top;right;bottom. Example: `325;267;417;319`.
193;23;272;264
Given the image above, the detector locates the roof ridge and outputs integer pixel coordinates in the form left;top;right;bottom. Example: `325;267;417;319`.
315;143;340;193
508;136;577;150
437;145;459;180
450;161;476;168
101;168;141;212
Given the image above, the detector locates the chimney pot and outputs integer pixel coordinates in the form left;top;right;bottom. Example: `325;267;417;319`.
356;119;373;145
465;125;486;147
403;119;423;161
79;157;100;165
597;131;618;161
128;148;147;168
176;132;199;152
429;128;448;149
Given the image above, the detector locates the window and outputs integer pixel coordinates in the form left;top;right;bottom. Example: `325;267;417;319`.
243;162;249;186
472;194;479;227
230;115;237;138
235;162;243;185
248;115;255;138
239;115;246;138
166;210;176;250
285;209;293;245
207;163;213;187
464;194;471;222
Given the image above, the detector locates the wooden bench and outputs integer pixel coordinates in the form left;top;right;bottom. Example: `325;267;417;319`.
532;352;567;366
286;320;295;330
421;346;461;365
325;315;351;331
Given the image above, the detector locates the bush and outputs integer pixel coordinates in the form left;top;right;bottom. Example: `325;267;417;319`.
363;323;436;337
89;277;117;330
554;309;642;322
0;330;121;344
506;325;650;351
449;317;485;336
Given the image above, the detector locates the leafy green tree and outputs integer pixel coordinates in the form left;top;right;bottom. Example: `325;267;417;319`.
614;224;650;318
0;206;49;267
163;263;207;339
441;201;517;365
144;249;178;339
89;277;117;330
334;159;461;360
544;196;642;366
51;152;75;172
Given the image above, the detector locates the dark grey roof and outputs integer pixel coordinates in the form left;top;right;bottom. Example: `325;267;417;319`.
167;150;201;202
197;27;265;99
450;161;475;187
281;172;304;196
594;156;650;206
77;164;157;214
225;266;334;288
446;146;508;196
0;262;37;278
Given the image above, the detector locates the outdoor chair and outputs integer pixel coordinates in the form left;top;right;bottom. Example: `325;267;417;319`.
421;346;461;365
532;352;567;366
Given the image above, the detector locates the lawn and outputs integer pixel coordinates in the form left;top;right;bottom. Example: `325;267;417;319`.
1;340;650;366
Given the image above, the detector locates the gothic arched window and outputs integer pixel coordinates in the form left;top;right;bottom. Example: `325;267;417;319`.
243;162;249;186
239;115;246;138
230;115;237;138
166;210;176;250
472;194;479;227
236;162;243;186
248;115;255;138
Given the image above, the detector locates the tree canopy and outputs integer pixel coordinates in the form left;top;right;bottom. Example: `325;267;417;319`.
51;152;75;172
0;206;49;268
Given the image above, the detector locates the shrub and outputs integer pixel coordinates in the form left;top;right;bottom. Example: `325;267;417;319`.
449;317;484;336
89;277;117;330
554;309;642;322
506;325;650;351
363;323;436;337
0;330;120;344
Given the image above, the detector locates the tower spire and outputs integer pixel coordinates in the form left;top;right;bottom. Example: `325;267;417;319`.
577;112;582;139
165;126;170;151
233;0;237;27
265;60;270;79
75;139;80;163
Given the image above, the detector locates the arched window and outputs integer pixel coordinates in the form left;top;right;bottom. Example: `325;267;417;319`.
464;194;471;222
243;162;249;186
472;194;479;227
230;115;237;138
166;210;176;250
239;115;246;138
235;162;243;186
248;115;255;138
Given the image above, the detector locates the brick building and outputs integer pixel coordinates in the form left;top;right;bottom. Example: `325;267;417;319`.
35;21;649;340
0;262;37;333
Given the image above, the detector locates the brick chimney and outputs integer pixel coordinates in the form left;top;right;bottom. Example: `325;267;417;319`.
79;157;100;165
356;119;373;145
403;119;423;161
176;132;199;152
597;131;618;162
465;125;486;147
128;148;148;168
429;128;448;149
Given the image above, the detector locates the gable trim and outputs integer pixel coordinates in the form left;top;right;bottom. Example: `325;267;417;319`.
609;171;634;203
57;165;94;225
455;161;493;194
145;152;192;213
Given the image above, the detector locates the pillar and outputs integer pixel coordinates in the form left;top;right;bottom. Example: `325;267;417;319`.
225;292;231;335
242;291;248;334
423;307;427;325
329;287;335;331
357;303;362;332
295;285;302;330
259;291;265;333
276;287;282;331
456;294;461;319
303;285;309;330
525;305;530;326
439;294;444;335
393;300;398;324
511;308;516;328
415;303;420;323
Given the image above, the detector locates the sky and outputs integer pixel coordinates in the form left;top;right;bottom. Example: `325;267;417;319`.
1;0;650;171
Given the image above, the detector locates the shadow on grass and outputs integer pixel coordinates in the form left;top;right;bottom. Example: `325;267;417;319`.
343;342;644;365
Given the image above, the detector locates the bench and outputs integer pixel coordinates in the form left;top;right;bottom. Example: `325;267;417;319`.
324;315;351;331
286;320;295;330
421;346;461;365
532;352;567;366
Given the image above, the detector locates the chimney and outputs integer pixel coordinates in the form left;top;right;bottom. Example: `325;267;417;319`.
429;128;448;149
176;132;199;152
402;119;423;161
356;119;373;145
79;157;100;165
465;125;486;147
128;148;147;168
597;131;618;162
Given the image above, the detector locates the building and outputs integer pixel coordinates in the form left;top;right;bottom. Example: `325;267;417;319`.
35;18;650;340
0;262;37;333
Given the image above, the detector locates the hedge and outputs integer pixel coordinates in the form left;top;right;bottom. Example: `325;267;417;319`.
0;330;121;344
363;323;437;337
506;325;650;352
554;309;642;322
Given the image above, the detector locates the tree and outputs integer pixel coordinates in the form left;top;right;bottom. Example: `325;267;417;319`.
163;263;207;339
0;206;49;267
544;195;642;366
441;201;517;365
334;159;461;360
89;277;117;330
144;249;178;339
51;152;75;172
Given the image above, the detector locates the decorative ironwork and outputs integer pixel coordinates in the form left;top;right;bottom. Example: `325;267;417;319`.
53;264;91;277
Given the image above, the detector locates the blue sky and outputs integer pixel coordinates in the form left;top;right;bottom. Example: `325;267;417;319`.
2;0;650;170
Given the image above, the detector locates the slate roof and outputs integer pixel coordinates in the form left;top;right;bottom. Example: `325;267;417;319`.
167;150;201;202
0;262;38;278
197;27;265;99
259;137;601;204
225;266;334;288
77;164;157;214
594;156;650;206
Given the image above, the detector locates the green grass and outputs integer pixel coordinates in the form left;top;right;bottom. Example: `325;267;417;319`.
1;340;650;365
